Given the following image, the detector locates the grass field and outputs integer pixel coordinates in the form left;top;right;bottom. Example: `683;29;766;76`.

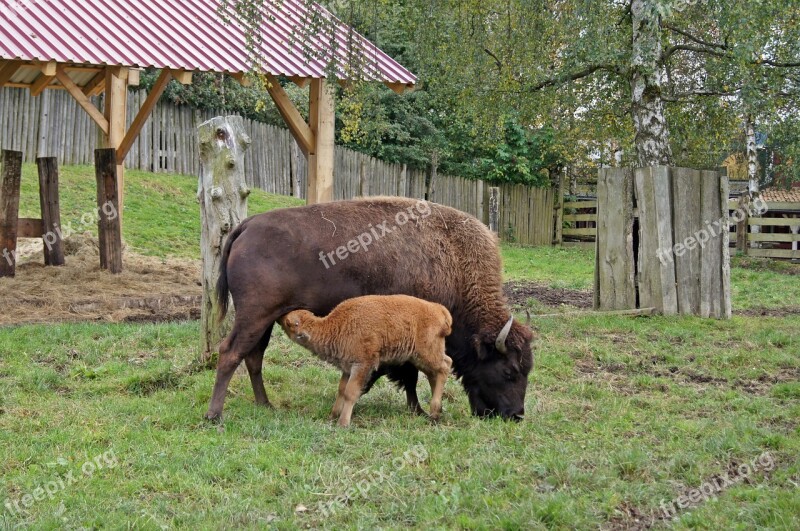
1;166;798;529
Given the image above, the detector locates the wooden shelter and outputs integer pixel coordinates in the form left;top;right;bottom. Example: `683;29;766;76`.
0;0;416;273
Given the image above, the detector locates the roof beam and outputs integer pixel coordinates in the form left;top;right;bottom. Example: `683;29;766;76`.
264;73;313;156
0;60;24;87
290;76;311;88
384;82;412;94
128;68;141;87
230;72;252;86
83;70;107;96
117;69;173;161
171;69;192;84
55;65;108;134
30;62;57;96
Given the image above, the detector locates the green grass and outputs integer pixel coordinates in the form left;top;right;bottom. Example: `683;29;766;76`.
502;244;595;289
18;164;303;259
2;165;798;529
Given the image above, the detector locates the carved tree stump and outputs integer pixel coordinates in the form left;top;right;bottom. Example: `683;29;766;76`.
198;116;251;363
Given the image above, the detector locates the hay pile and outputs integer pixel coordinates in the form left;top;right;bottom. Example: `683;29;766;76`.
0;233;202;326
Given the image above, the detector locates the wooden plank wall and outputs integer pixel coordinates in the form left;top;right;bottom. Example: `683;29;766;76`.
597;166;730;318
0;87;556;246
495;184;555;246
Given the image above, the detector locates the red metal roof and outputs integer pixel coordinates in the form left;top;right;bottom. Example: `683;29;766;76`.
0;0;416;87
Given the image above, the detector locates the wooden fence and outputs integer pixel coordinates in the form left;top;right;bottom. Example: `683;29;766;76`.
0;87;558;245
594;167;731;319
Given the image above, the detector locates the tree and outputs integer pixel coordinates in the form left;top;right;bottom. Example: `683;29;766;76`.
224;0;800;178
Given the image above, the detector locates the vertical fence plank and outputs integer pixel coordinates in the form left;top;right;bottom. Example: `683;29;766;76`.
699;170;723;318
671;168;702;315
595;168;636;310
635;166;678;315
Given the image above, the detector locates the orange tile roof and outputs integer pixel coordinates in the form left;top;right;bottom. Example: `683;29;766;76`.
761;187;800;204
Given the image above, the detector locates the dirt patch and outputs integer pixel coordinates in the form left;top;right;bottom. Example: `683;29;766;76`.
734;306;800;317
732;256;800;276
504;281;593;310
576;354;799;397
0;233;201;326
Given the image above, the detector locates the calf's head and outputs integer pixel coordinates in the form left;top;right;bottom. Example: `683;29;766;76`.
279;310;313;345
465;317;534;421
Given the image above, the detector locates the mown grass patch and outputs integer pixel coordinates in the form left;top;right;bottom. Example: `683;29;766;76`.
17;164;304;259
2;165;798;528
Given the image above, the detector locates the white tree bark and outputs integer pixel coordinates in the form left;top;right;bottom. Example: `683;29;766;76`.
745;115;759;194
198;116;251;362
631;0;673;168
744;115;761;242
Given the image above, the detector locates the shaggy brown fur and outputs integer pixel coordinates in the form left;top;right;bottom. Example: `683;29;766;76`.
207;197;534;423
279;295;453;427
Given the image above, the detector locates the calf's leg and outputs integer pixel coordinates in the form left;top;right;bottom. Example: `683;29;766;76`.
330;372;349;420
337;363;374;428
423;354;452;422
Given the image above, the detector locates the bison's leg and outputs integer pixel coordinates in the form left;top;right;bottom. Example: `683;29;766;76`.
205;314;276;422
423;354;452;422
244;324;275;407
330;372;349;420
381;363;425;416
337;363;374;428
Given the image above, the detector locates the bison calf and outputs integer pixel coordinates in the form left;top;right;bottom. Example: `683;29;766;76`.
278;295;453;427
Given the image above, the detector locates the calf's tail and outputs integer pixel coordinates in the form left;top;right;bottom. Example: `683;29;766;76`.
216;222;246;325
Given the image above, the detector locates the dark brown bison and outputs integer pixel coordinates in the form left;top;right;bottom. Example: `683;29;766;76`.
205;197;534;422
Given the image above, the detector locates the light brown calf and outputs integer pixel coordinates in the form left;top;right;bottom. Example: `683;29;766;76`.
279;294;453;427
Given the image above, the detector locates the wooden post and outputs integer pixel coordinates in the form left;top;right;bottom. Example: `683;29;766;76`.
307;79;335;204
37;157;65;266
0;150;22;277
94;148;123;274
198;116;251;363
489;187;500;234
554;170;565;245
104;67;128;221
736;194;750;253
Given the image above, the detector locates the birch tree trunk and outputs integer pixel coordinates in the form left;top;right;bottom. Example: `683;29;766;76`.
198;116;252;364
744;114;760;243
745;115;759;194
630;0;673;167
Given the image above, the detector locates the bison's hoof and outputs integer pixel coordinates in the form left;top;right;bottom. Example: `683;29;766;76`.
204;411;223;424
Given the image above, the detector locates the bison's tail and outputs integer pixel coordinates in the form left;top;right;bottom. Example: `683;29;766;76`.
216;222;246;325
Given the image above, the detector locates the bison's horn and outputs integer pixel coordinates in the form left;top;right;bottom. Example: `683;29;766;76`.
495;316;514;355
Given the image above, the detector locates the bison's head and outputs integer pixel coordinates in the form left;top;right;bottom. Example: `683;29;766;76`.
464;317;534;421
278;310;313;345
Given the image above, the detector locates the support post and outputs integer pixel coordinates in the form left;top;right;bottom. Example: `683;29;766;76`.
489;187;500;234
95;149;123;274
198;116;251;363
37;157;65;266
104;67;128;221
736;194;750;253
0;150;22;277
307;79;335;204
554;170;565;245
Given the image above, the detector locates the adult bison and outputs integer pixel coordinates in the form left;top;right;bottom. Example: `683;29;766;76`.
205;197;534;422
